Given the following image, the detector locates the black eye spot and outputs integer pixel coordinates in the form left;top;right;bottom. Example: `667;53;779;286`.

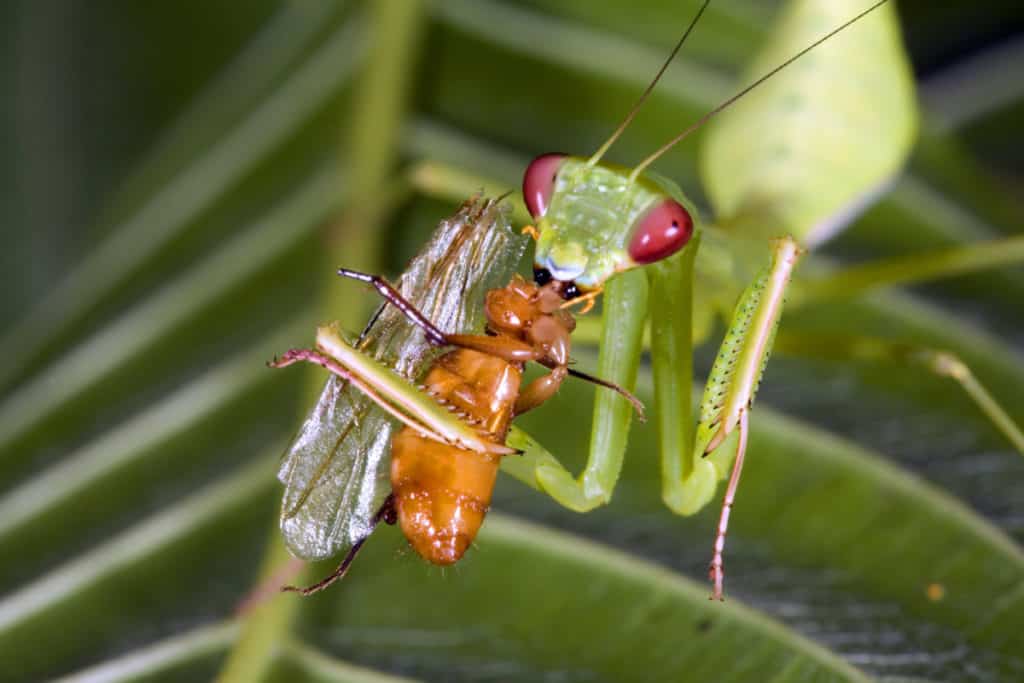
533;267;553;286
562;282;580;300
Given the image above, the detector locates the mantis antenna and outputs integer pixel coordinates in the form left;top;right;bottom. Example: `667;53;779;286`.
628;0;891;182
586;0;712;166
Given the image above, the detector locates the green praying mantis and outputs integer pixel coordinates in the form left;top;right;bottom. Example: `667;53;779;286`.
275;0;1024;599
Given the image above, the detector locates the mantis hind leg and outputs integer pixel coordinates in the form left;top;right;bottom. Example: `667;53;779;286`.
786;234;1024;452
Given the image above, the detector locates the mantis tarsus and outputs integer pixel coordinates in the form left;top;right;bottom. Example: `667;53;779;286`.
276;0;1024;599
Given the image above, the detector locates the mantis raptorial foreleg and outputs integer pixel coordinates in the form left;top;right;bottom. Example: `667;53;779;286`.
649;233;702;513
533;268;650;512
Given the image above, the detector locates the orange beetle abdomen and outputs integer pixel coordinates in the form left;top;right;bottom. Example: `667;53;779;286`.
390;349;521;565
390;431;499;564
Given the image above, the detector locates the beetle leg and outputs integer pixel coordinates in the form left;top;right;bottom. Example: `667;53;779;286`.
337;268;449;345
444;334;540;362
282;494;396;596
565;367;645;420
514;366;568;416
338;267;549;364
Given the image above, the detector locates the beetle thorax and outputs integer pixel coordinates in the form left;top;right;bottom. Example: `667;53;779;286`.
484;276;575;367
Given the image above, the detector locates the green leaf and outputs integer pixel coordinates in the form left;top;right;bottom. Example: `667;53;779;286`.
299;514;870;682
700;0;919;246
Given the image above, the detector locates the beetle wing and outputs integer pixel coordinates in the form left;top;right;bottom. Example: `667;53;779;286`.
278;197;527;560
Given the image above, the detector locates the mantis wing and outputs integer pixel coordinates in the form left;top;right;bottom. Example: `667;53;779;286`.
278;197;527;560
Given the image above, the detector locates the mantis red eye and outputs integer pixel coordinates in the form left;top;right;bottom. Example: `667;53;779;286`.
523;153;566;218
627;199;693;264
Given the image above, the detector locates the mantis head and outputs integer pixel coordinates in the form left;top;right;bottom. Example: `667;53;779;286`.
523;154;695;297
518;0;894;305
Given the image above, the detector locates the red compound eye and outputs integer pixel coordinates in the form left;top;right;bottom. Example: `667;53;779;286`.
522;153;566;218
627;199;694;265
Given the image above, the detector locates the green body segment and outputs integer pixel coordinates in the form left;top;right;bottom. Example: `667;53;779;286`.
649;232;711;514
534;158;665;288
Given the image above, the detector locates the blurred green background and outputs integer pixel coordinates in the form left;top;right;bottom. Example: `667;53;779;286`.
1;1;1023;681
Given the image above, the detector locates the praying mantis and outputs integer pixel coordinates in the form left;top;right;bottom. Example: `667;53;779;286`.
274;0;1024;599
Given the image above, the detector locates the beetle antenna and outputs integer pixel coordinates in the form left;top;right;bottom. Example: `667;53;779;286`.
587;0;712;166
629;0;889;181
567;367;646;421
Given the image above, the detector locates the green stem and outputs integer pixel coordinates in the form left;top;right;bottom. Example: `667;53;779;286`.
217;1;428;680
797;235;1024;304
214;534;302;682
